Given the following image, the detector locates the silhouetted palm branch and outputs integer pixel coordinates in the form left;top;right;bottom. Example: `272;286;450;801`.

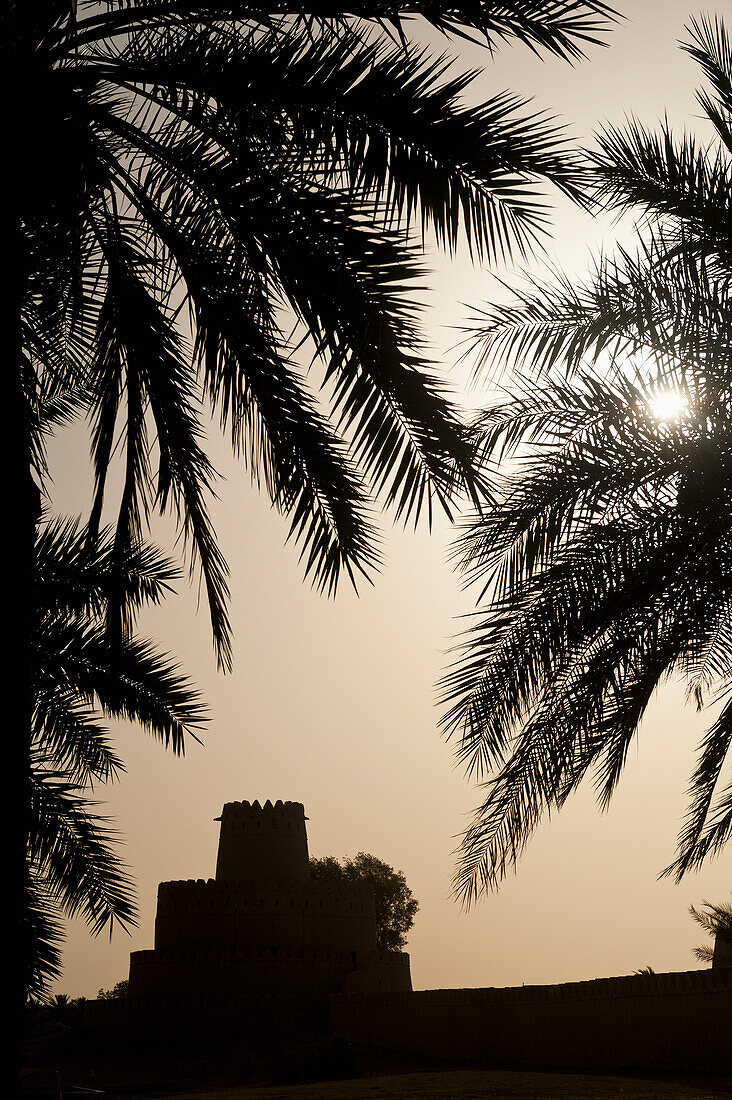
442;15;732;903
690;896;732;962
16;2;616;668
589;16;732;271
60;3;619;62
30;517;205;993
443;365;732;900
469;16;732;384
467;234;732;383
14;1;617;997
27;874;66;1001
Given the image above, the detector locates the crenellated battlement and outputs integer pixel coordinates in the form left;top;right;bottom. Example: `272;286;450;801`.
132;946;368;965
157;878;374;907
160;878;217;891
216;800;308;841
219;798;304;816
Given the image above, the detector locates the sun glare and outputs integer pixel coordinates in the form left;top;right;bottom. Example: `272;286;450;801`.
649;390;687;422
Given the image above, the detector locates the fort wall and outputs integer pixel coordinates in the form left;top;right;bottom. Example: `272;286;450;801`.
153;878;376;954
83;991;323;1036
330;967;732;1074
89;950;412;1035
128;946;368;1002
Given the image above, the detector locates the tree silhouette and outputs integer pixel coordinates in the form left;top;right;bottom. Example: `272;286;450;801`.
441;15;732;901
690;898;732;963
310;852;419;951
29;517;204;996
16;2;615;644
10;1;616;998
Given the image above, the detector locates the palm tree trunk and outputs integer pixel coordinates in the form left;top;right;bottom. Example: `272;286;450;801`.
6;214;40;1026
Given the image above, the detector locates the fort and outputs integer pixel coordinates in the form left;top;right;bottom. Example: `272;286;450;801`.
86;799;411;1035
85;799;731;1075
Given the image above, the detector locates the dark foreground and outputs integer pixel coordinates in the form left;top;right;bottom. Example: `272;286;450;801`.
22;1048;732;1100
119;1068;732;1099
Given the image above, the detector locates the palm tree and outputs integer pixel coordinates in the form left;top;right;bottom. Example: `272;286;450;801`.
17;1;616;649
30;516;205;996
690;897;732;964
440;15;732;902
12;2;616;992
10;0;616;612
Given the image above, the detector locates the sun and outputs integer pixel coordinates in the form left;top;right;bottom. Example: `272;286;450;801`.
649;390;687;422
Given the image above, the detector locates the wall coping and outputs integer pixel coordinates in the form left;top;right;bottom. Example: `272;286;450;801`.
331;967;731;1005
130;946;408;965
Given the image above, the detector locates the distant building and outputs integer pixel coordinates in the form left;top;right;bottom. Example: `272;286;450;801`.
86;799;411;1035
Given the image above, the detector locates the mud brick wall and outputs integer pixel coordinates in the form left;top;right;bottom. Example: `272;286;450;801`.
330;968;732;1074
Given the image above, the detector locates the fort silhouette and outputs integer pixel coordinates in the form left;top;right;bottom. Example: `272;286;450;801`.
87;799;410;1035
85;800;731;1074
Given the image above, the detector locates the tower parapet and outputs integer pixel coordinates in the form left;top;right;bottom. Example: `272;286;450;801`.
214;799;309;886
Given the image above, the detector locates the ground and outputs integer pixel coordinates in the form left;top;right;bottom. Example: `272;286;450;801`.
120;1068;732;1099
24;1056;732;1100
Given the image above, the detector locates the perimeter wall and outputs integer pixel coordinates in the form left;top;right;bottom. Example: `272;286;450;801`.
330;968;732;1074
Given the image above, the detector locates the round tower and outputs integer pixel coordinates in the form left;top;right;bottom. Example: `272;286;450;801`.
214;799;309;886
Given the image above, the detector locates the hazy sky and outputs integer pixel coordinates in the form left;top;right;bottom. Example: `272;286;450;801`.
51;1;730;997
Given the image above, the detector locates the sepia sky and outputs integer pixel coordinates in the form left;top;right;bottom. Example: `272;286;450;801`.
50;1;730;998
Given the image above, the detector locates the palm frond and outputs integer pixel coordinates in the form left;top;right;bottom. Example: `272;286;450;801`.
442;346;732;897
63;2;618;62
36;515;179;620
29;772;137;938
689;896;732;962
33;690;123;787
592;122;732;270
468;234;732;383
37;618;206;755
683;15;732;157
28;517;206;994
27;872;65;1000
